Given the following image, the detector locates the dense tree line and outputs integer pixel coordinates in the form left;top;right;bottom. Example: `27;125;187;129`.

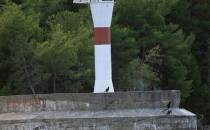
0;0;209;126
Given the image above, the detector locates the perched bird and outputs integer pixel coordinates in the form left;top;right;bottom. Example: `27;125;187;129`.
162;101;172;115
105;87;109;92
167;101;171;109
167;110;172;115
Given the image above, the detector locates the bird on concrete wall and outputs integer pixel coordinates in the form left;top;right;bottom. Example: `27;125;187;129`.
162;101;172;115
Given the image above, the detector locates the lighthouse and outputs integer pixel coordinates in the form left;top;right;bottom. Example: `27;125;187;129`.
73;0;114;93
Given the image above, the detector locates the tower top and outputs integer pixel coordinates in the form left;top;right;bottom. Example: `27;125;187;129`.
73;0;114;4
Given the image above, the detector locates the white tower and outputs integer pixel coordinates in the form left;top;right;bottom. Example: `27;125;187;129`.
73;0;114;93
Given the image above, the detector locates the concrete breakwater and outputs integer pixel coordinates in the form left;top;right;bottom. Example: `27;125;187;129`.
0;91;197;130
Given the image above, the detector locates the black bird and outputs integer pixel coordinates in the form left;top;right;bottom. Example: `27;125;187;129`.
162;101;172;115
167;110;172;115
167;101;171;109
105;87;109;92
162;101;171;111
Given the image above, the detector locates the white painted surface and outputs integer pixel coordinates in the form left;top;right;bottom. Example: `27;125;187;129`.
94;45;114;93
94;80;114;93
179;109;196;116
92;0;114;3
73;0;90;4
73;0;114;4
95;45;112;80
74;1;115;93
90;2;114;27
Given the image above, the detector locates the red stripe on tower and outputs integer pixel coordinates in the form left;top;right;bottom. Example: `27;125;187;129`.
94;27;111;45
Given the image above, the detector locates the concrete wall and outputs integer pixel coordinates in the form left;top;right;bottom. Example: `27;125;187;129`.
0;90;180;113
0;116;197;130
0;91;197;130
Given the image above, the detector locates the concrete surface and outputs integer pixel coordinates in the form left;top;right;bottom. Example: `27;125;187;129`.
0;91;197;130
0;91;180;113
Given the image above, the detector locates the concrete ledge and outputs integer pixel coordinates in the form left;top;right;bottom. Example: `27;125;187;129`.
0;91;197;130
0;109;197;130
0;109;195;122
0;91;180;113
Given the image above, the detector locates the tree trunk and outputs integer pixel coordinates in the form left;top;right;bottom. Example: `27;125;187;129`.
22;55;36;95
53;73;57;93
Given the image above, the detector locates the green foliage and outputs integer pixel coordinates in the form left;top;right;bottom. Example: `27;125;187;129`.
115;0;195;100
0;0;7;9
48;11;82;32
35;23;94;93
117;59;159;91
0;4;41;94
116;0;178;28
35;25;78;93
112;26;138;73
167;0;210;125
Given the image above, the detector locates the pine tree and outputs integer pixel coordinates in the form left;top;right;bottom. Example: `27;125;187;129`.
35;12;94;93
0;4;41;95
115;0;195;100
167;0;210;125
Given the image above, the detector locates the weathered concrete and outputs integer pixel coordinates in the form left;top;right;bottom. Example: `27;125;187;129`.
0;91;180;113
0;109;197;130
0;91;197;130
